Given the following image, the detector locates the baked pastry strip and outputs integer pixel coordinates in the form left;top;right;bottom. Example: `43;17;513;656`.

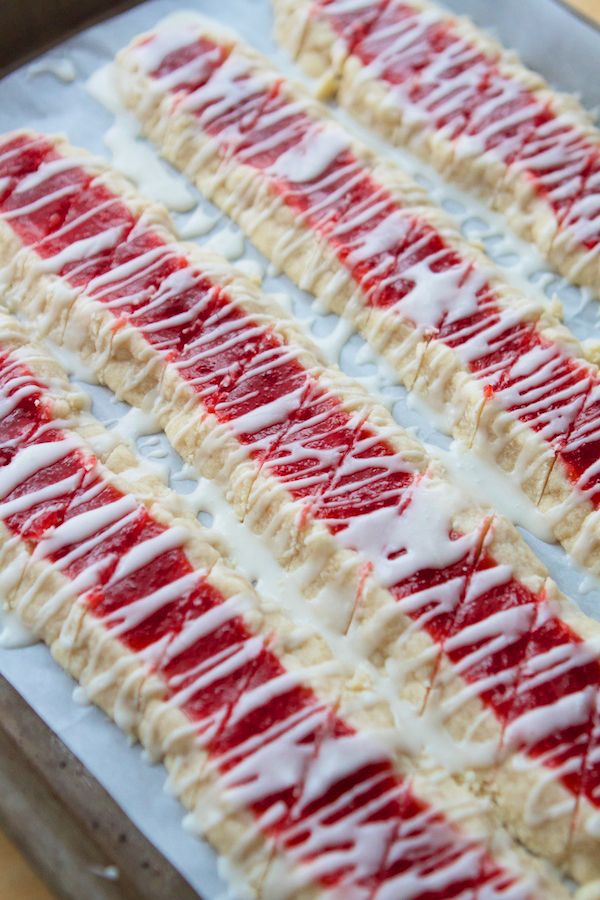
113;17;600;575
273;0;600;297
0;309;560;899
0;131;600;881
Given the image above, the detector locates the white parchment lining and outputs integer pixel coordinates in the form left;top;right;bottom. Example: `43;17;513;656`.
1;1;600;897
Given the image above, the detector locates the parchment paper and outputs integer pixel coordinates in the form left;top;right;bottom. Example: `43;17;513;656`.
0;1;599;897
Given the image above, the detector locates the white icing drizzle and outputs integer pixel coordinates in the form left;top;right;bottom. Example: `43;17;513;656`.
0;607;37;648
427;436;555;543
110;406;161;443
271;125;350;183
27;56;76;83
203;224;245;260
86;63;196;212
177;204;219;239
323;472;476;588
44;339;99;385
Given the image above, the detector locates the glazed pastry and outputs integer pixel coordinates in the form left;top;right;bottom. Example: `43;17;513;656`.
1;130;600;882
0;309;563;898
273;0;600;297
111;16;600;577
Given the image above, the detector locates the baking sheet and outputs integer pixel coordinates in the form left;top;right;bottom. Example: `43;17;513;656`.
1;1;600;897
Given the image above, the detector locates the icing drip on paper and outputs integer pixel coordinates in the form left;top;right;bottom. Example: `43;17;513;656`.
0;607;37;648
27;57;76;84
44;339;99;384
177;204;219;239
